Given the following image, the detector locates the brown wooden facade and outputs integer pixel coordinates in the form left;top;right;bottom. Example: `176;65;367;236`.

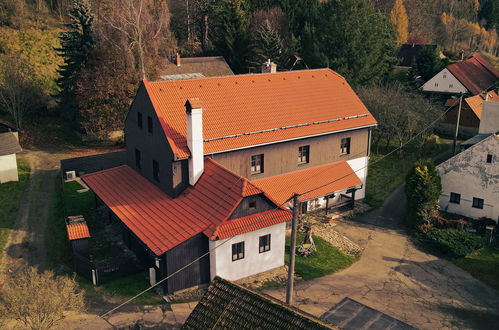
209;128;370;180
444;104;480;128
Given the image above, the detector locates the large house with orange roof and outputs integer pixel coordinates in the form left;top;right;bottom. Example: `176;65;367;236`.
82;67;377;293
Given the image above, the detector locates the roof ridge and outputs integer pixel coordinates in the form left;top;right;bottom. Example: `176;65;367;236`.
148;68;342;85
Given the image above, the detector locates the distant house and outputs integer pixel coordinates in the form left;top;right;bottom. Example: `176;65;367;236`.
441;90;499;137
422;54;499;95
183;277;335;329
396;44;437;67
437;133;498;221
159;54;234;80
81;68;377;294
0;121;22;183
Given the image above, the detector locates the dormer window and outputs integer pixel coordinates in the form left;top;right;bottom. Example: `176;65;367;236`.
249;200;256;210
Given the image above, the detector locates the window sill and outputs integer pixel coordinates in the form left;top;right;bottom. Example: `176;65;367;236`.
251;172;264;176
297;162;309;167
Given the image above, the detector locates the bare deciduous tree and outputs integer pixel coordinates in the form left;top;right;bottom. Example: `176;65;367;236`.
0;266;85;330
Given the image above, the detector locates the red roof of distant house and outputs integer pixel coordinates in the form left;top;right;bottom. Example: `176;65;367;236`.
66;222;91;241
253;161;363;205
143;69;377;159
447;54;499;95
82;159;291;255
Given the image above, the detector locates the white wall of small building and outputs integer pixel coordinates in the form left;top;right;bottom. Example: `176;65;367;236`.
437;136;498;221
0;153;19;183
209;222;286;281
421;69;467;94
479;101;499;134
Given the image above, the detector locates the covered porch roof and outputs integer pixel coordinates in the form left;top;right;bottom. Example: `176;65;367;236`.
252;160;363;205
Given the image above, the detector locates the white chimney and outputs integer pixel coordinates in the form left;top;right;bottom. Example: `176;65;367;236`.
261;59;277;73
176;53;181;66
185;98;204;186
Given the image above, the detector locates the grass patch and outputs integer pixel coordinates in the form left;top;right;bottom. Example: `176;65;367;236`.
451;248;499;290
285;234;357;280
366;138;451;208
79;273;164;305
46;179;95;268
256;280;284;291
0;157;30;255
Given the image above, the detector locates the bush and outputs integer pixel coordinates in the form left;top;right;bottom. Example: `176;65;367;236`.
424;229;485;258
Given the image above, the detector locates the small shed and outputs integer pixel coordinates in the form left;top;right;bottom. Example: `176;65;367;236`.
0;131;22;183
66;215;91;258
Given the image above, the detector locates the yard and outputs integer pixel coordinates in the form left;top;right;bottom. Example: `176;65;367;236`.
46;178;161;304
0;157;30;255
366;136;452;208
285;234;357;281
452;248;499;291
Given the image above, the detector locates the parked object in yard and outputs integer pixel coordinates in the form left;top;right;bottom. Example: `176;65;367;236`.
297;225;317;257
0;131;22;183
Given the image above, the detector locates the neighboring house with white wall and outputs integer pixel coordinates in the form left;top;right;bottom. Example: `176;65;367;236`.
80;67;377;294
0;132;22;184
437;133;498;221
422;54;499;95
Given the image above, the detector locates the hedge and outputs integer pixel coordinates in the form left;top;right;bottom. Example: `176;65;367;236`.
424;229;485;258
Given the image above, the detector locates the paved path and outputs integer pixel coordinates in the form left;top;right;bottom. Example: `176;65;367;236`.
266;185;499;329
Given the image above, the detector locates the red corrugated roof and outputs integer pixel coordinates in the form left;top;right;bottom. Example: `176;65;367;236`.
253;161;363;205
447;54;499;95
143;69;377;159
82;158;290;255
66;222;91;241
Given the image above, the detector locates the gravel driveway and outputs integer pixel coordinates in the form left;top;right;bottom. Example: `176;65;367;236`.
265;185;499;329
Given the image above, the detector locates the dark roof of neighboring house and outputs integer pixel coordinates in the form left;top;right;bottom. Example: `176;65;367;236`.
320;297;417;330
82;158;291;256
0;132;21;156
0;119;17;133
143;68;377;159
253;160;362;205
159;56;234;80
447;54;499;95
183;277;335;330
397;44;437;67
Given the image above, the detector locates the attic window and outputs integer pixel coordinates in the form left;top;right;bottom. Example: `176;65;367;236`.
137;112;143;128
486;154;493;163
443;74;447;78
147;116;153;134
434;83;439;87
449;84;453;88
249;200;256;210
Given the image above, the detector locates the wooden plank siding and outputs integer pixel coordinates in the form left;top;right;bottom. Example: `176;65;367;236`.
229;194;276;220
125;84;189;197
209;128;370;180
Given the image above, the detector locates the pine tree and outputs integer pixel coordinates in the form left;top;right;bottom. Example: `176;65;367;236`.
55;0;95;121
209;0;253;73
390;0;409;45
250;19;288;71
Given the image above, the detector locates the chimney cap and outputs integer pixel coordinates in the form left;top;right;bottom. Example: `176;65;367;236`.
185;98;203;112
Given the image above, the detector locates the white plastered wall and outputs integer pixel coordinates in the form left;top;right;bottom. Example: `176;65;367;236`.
0;154;18;183
421;68;467;94
209;222;286;281
347;156;368;200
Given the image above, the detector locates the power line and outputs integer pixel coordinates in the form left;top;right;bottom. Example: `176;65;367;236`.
99;107;448;319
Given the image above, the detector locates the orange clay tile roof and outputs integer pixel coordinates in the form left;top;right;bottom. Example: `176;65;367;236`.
253;161;363;205
143;68;377;159
465;91;499;118
82;158;290;256
66;222;91;241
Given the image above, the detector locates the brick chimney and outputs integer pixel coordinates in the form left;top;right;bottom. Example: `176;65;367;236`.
185;98;204;185
261;59;277;73
176;53;181;66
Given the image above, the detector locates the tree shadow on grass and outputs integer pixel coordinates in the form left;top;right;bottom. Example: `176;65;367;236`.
438;304;499;330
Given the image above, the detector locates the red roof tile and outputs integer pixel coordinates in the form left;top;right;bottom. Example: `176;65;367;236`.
66;222;91;241
253;161;363;205
143;69;377;159
446;91;499;118
82;159;290;255
447;54;499;95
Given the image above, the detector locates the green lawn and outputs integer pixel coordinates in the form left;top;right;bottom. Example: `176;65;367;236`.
0;157;30;254
46;179;95;268
285;234;357;280
452;248;499;290
366;138;452;208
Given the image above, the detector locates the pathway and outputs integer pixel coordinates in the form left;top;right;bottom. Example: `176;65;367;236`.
266;185;499;329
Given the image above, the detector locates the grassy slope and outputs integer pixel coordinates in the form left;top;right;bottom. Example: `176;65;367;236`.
452;248;499;291
366;138;452;208
285;234;357;280
0;157;30;254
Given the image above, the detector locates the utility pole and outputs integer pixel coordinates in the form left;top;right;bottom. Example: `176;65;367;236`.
452;93;463;155
286;194;300;305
